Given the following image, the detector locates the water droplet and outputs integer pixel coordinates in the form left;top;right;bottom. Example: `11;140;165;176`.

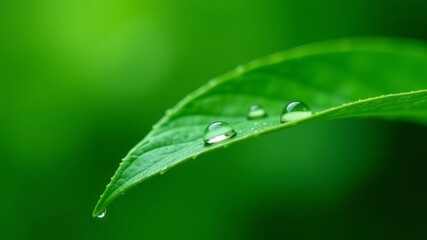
203;121;236;145
280;101;312;122
97;209;107;219
247;104;267;120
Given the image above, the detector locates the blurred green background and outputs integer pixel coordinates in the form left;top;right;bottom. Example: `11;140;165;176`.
1;0;427;239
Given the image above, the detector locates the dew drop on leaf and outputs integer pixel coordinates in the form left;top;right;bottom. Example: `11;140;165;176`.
97;209;107;219
247;104;267;120
203;121;236;145
280;101;312;122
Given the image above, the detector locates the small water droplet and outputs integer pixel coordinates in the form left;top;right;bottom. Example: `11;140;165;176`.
203;121;236;145
247;104;267;120
160;168;167;175
280;101;312;122
97;209;107;219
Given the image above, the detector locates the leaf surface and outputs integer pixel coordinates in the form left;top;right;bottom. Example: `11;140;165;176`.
93;38;427;216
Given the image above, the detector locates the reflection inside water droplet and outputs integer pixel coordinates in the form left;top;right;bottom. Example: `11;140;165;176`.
97;209;107;219
247;104;267;120
280;101;312;122
203;121;236;145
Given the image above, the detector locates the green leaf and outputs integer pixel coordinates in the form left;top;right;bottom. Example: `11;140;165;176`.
93;38;427;217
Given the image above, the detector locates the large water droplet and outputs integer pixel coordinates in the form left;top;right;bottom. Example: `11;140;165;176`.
280;101;312;122
97;209;107;219
203;121;236;145
247;104;267;120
